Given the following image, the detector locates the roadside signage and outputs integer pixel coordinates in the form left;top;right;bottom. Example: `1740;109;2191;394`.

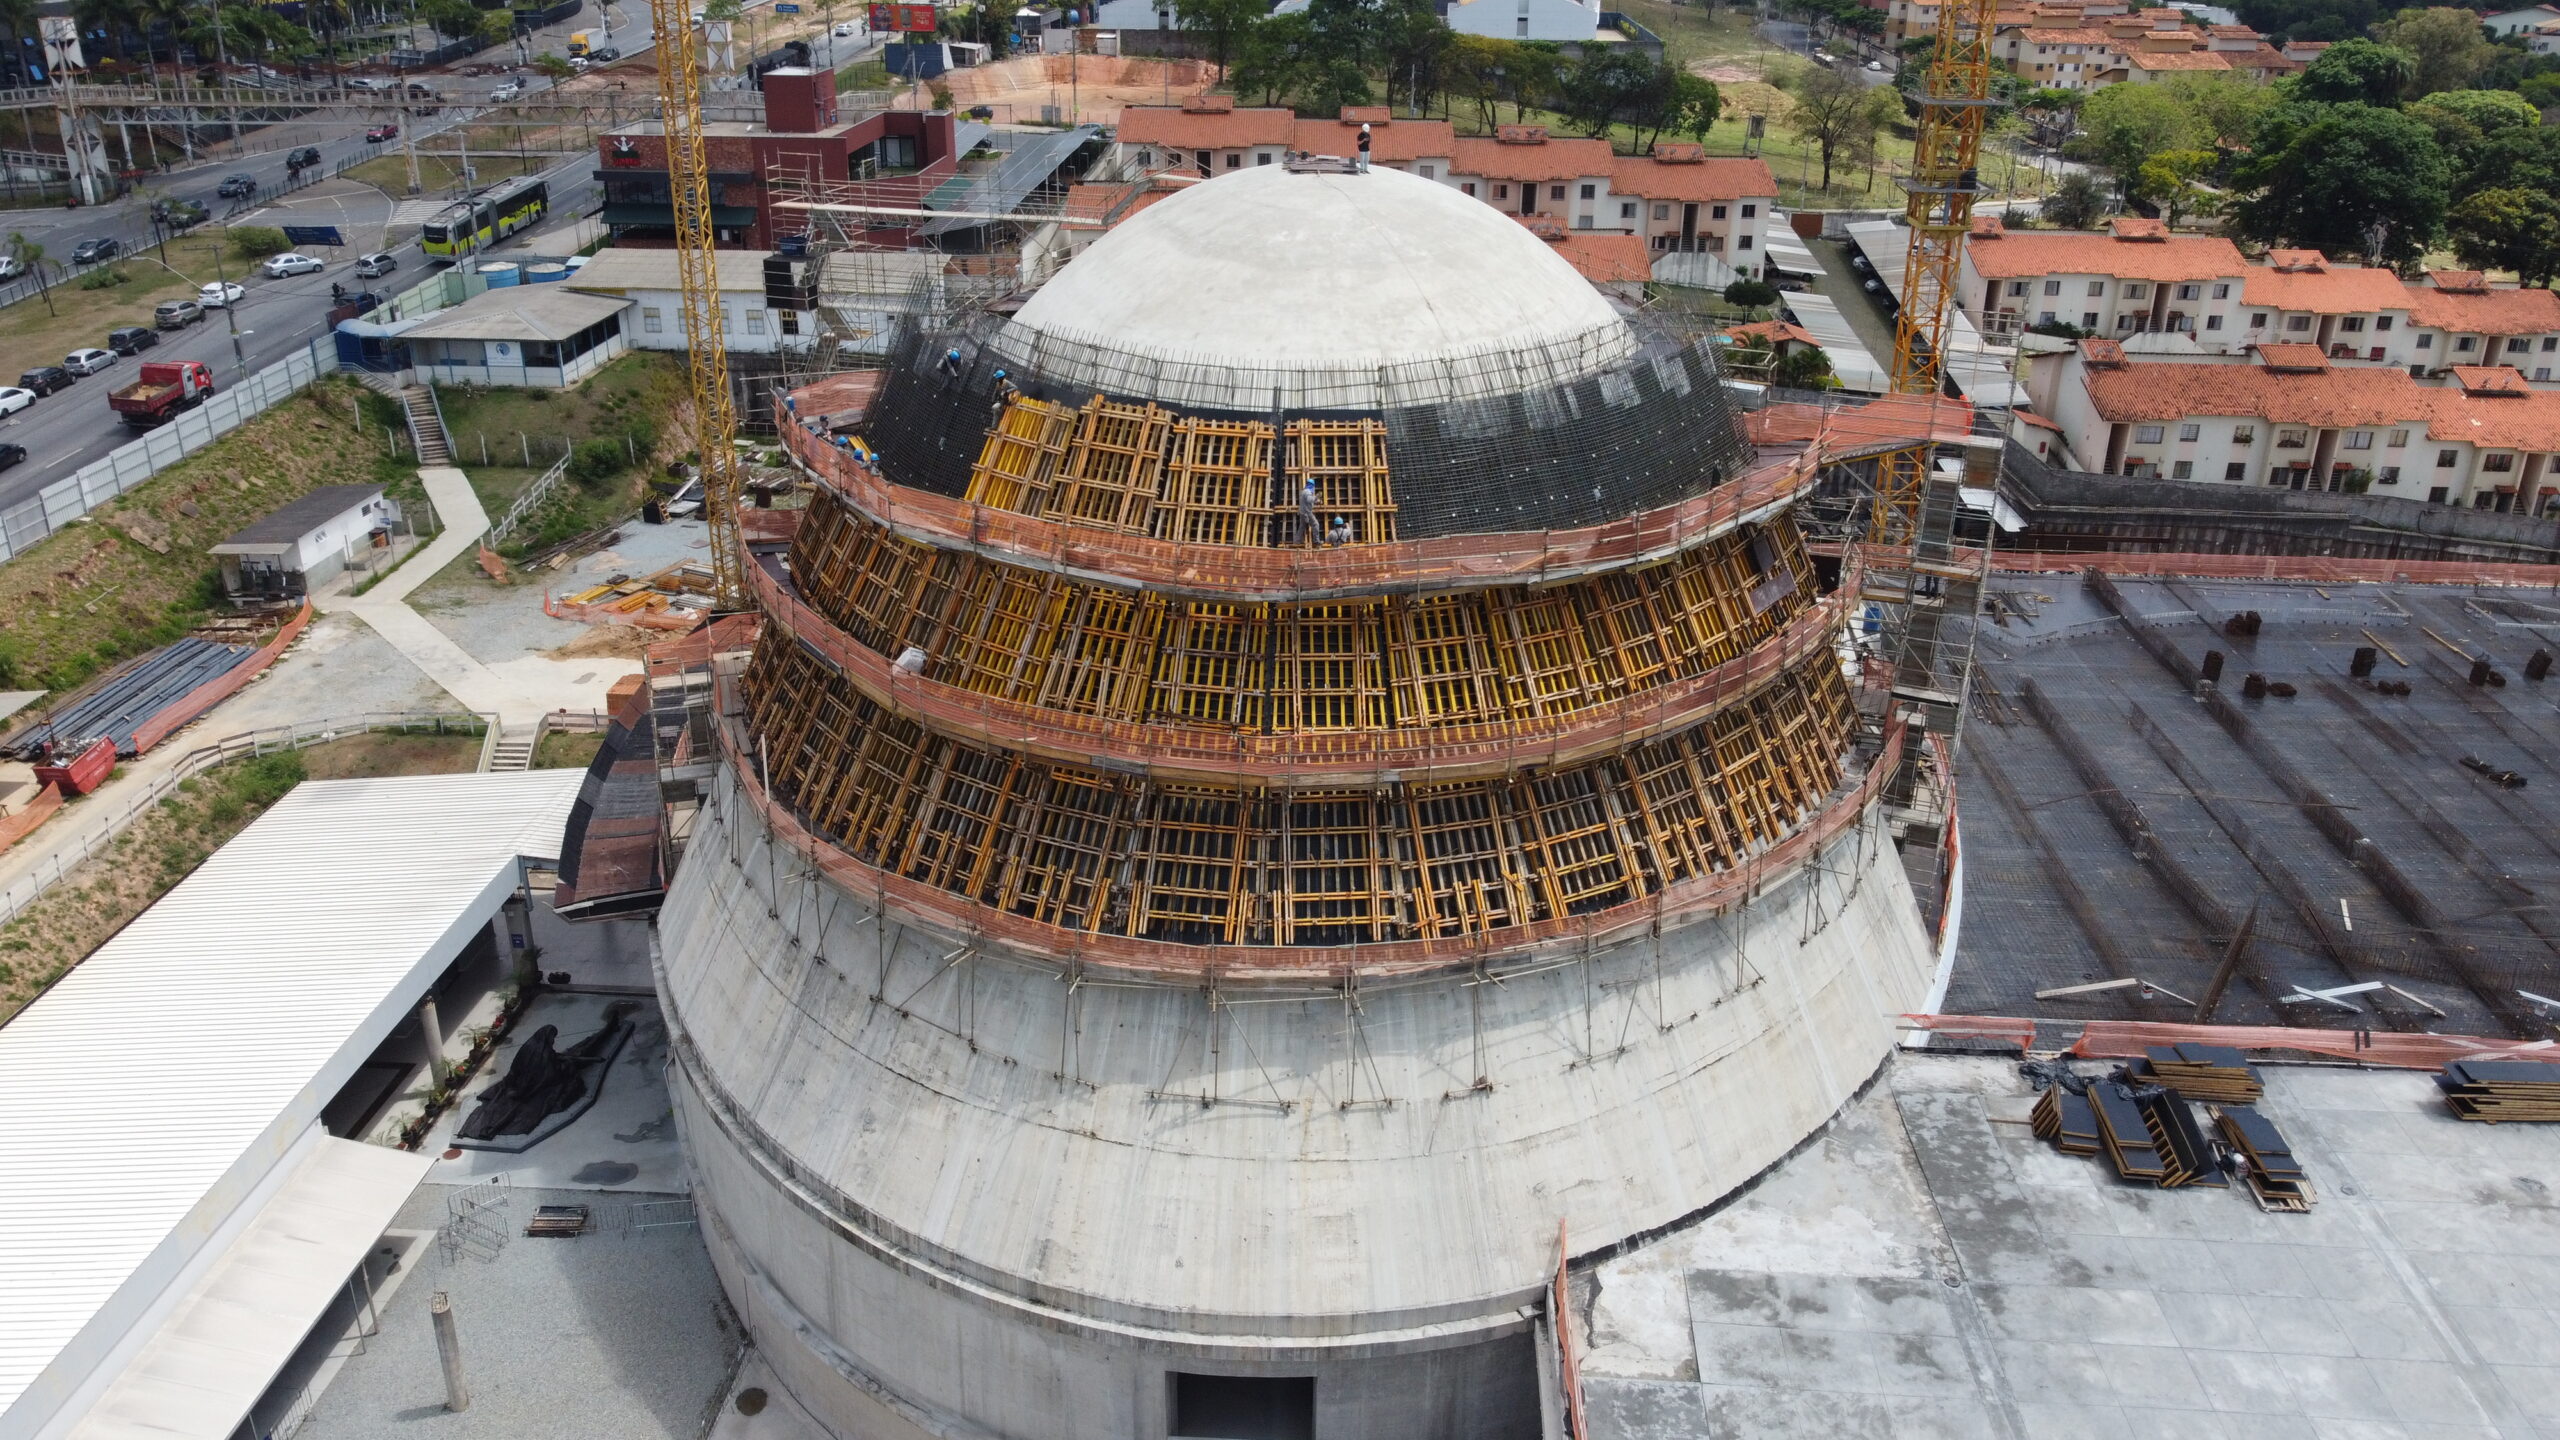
775;2;801;10
869;3;935;32
281;225;346;247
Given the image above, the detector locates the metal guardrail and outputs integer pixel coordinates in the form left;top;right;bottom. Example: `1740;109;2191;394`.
0;338;343;565
0;710;494;928
489;449;575;546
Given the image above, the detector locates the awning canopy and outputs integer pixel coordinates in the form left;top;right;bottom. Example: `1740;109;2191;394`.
600;202;758;228
67;1138;431;1440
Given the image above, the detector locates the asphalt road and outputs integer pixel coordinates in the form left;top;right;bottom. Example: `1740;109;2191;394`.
0;0;862;511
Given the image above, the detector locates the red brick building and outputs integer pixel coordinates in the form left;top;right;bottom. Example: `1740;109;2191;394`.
596;69;963;248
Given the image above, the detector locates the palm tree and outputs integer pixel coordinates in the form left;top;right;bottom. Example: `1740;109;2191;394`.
137;0;195;67
8;233;55;316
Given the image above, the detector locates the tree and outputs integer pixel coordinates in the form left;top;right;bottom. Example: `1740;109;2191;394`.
2156;72;2275;149
1779;63;1893;191
1175;0;1263;77
1231;13;1319;107
2293;38;2416;106
1444;33;1519;132
2408;88;2543;193
2074;83;2210;202
1768;345;1837;390
2233;0;2380;42
2041;170;2111;229
2447;186;2560;284
2229;102;2450;270
532;50;574;78
1723;276;1780;307
2373;7;2495;100
1560;49;1683;149
1674;72;1723;145
418;0;486;42
6;232;51;317
2136;148;2221;227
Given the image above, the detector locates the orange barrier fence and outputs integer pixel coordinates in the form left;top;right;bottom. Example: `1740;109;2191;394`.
1905;1013;2560;1069
130;600;314;755
749;559;1858;784
1993;550;2560;588
0;783;65;858
718;713;1903;983
779;420;1837;600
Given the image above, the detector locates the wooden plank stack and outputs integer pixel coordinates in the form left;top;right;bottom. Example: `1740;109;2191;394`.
2129;1044;2263;1104
2035;1080;2226;1188
2437;1060;2560;1122
2031;1085;2099;1156
2212;1106;2314;1212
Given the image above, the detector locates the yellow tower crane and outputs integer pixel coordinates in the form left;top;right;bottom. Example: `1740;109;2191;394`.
647;0;747;611
1872;0;2001;545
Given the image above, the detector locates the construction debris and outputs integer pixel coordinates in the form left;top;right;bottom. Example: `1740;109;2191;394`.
2438;1061;2560;1122
1;637;252;761
2128;1044;2263;1104
525;1204;592;1237
2211;1105;2314;1212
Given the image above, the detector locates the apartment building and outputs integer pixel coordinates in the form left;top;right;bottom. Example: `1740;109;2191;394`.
1111;103;1776;259
2034;339;2560;512
1961;217;2249;339
2403;271;2560;380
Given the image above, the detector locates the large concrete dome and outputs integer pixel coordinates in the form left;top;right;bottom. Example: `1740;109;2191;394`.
995;161;1639;409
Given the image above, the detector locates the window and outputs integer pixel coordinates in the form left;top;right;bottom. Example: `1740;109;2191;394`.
2173;460;2193;478
1651;203;1668;220
2038;310;2057;324
2225;461;2247;480
2212;283;2231;299
2545;337;2558;351
1738;235;1752;249
2540;368;2552;382
1575;214;1593;230
2379;466;2400;484
1496;184;1509;199
2510;338;2534;353
2233;426;2255;443
2339;316;2365;333
2387;429;2409;446
1549;185;1565;200
2250;312;2268;328
2134;424;2166;443
778;309;799;336
2082;312;2100;328
1418;164;1434;179
2177;284;2200;300
2124;283;2149;299
2117;314;2136;330
2276;428;2308;449
2007;281;2028;297
2484;451;2516;471
1742;203;1756;217
2417;334;2434;349
2374;316;2393;332
641;306;663;334
2285;315;2312;332
1621;201;1636;218
2088;281;2105;296
745;308;766;335
1712;204;1728;219
2206;315;2223;331
1463;182;1477;197
2438;449;2460;466
2457;336;2479;352
1579;183;1596;200
1223;152;1239;168
1257;153;1272;165
2430;485;2449;503
2043;279;2062;296
2343;430;2372;449
2169;423;2196;441
1517;15;1528;33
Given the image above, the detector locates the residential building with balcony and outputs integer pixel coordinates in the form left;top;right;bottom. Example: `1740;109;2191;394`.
2032;339;2560;512
1960;217;2249;340
2236;250;2415;362
2402;271;2560;380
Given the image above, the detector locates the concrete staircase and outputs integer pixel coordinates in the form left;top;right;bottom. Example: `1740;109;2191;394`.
484;725;535;772
401;388;452;465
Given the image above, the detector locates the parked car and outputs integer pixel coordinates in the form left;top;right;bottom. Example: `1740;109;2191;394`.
63;347;116;376
155;298;205;329
0;443;25;473
199;280;245;308
70;237;120;265
354;251;399;278
262;252;324;277
17;365;73;395
0;385;33;416
489;79;525;100
0;256;21;281
832;20;861;35
286;145;323;170
106;326;158;356
215;172;259;198
365;123;398;142
1866;59;1885;72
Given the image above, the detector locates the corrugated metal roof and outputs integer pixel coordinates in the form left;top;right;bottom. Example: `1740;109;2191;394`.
563;247;776;295
401;287;632;343
0;770;582;1426
213;485;383;548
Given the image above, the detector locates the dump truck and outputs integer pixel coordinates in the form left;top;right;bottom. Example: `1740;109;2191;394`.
108;360;217;428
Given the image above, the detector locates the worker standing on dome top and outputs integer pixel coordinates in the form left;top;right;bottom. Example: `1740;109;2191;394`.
1357;124;1372;172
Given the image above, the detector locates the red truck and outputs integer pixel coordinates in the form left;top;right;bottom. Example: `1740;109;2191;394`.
108;360;216;428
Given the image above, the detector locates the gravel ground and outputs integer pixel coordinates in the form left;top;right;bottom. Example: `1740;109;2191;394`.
296;1182;741;1440
412;515;715;672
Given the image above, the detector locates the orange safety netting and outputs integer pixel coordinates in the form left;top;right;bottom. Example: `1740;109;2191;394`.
130;599;314;755
1905;1014;2560;1069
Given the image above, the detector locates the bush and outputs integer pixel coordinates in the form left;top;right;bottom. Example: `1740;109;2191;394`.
567;437;626;488
76;267;129;291
227;226;289;260
1723;277;1781;308
2025;318;2092;340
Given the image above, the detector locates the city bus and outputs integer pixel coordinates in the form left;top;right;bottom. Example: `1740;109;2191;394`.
419;177;550;258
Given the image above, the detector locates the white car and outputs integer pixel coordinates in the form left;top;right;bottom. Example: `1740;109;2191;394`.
833;20;862;36
200;280;246;307
0;385;33;416
262;252;324;277
1866;59;1885;72
62;347;116;376
490;80;525;100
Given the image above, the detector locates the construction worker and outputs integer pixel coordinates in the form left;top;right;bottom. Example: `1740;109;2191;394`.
1356;123;1372;172
992;367;1021;405
1327;516;1352;547
937;346;964;378
1297;478;1321;545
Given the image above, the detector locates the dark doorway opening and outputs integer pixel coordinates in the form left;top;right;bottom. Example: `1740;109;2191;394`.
1170;1373;1315;1440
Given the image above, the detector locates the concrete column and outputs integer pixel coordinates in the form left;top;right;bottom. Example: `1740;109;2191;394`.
417;996;445;1072
431;1292;468;1412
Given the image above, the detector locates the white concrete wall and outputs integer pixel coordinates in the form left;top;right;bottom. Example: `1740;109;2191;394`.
289;496;396;584
622;289;814;355
655;760;1939;1439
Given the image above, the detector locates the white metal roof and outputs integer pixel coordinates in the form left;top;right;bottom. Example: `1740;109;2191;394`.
1777;291;1891;394
401;286;632;343
1845;219;2029;408
564;247;775;296
0;770;582;1432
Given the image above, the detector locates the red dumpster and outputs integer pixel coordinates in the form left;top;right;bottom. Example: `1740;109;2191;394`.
33;736;115;796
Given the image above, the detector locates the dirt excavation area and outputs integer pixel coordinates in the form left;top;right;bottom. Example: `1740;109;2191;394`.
906;54;1214;125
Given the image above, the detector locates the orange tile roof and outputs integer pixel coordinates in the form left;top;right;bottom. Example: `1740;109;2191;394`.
2402;280;2560;335
1291;115;1456;163
2252;342;2331;370
2128;49;2232;70
1115;105;1297;151
1724;319;1821;348
2240;261;2410;315
1964;228;2247;281
2022;27;2112;42
1450;133;1615;183
1610;154;1777;202
1539;230;1653;287
2450;365;2532;396
2081;356;2560;448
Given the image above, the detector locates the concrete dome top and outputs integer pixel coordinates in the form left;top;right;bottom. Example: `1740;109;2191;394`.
996;161;1638;410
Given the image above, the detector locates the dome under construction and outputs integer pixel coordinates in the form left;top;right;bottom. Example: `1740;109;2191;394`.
653;159;1944;1440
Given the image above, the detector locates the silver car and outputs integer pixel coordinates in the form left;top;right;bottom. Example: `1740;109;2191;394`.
62;347;116;376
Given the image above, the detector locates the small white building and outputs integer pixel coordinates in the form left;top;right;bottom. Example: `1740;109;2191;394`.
207;484;401;602
1273;0;1601;42
566;247;816;356
400;286;633;388
2483;4;2560;36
